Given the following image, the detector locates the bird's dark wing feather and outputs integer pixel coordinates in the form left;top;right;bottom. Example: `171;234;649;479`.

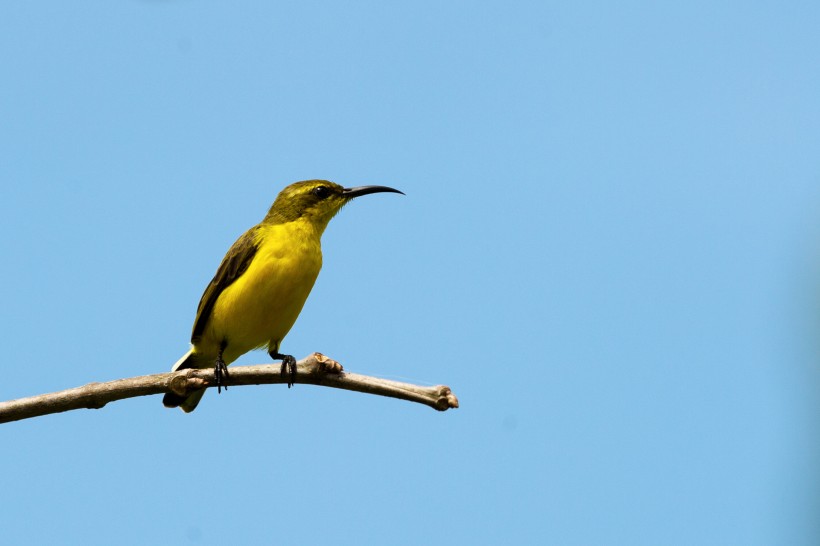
190;226;260;343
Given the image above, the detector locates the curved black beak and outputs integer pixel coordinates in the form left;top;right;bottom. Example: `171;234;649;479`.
342;185;405;198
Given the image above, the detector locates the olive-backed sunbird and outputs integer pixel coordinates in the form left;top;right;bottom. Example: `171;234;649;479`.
162;180;403;412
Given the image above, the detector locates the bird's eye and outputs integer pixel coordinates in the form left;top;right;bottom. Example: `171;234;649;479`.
312;186;330;199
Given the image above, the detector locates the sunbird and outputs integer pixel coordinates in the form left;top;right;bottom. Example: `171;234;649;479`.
163;180;403;412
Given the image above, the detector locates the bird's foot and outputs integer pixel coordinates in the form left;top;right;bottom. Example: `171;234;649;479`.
270;351;297;388
215;358;229;394
280;355;297;388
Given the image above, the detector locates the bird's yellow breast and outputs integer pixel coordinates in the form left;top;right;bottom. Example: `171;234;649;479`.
198;219;323;363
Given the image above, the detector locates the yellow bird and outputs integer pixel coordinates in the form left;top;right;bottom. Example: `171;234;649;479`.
163;180;403;412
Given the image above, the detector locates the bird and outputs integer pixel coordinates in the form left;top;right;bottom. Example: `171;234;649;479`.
162;180;403;412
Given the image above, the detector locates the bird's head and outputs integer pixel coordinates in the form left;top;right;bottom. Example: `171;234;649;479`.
264;180;403;230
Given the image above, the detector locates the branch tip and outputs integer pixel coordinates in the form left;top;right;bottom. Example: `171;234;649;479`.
434;386;459;411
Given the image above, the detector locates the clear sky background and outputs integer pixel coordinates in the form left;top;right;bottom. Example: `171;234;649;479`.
1;2;819;544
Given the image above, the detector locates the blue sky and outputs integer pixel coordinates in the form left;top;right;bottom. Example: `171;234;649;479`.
1;1;819;544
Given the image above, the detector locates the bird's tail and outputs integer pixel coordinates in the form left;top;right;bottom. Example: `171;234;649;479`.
162;349;208;413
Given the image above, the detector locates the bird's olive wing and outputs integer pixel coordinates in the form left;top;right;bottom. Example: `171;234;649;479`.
190;226;260;344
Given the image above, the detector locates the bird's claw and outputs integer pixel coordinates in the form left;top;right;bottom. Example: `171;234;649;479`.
280;355;297;388
215;358;229;394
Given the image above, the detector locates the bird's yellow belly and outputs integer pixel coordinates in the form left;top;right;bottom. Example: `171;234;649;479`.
199;225;322;363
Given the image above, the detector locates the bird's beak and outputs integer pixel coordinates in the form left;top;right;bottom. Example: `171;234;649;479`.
342;185;405;199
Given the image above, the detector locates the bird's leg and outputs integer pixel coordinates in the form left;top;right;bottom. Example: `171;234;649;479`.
215;340;229;394
269;350;297;388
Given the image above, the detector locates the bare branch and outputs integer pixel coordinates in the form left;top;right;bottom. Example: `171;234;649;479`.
0;353;459;424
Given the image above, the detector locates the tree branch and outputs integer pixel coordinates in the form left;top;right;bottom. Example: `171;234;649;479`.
0;353;459;424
